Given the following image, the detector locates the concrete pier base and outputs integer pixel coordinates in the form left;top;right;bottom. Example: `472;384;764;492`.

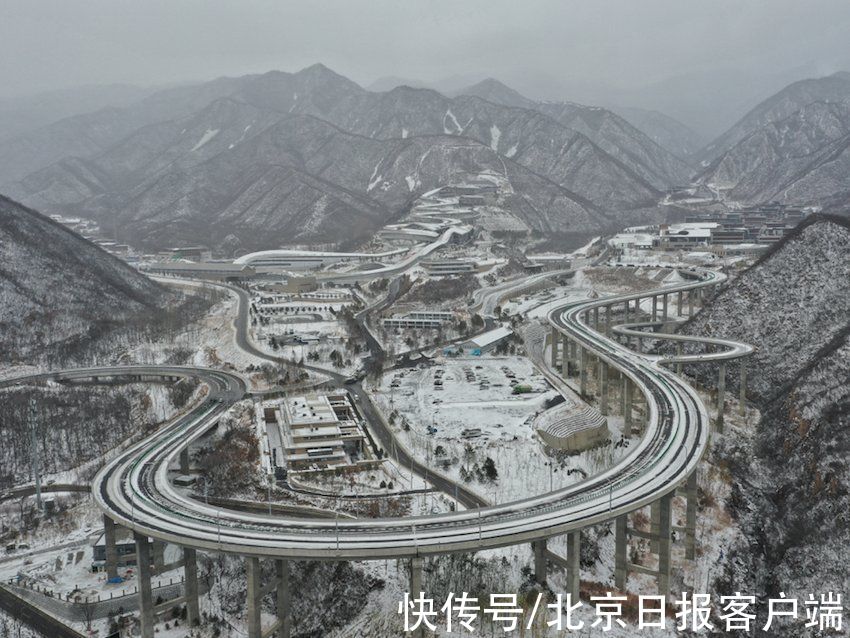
656;494;672;594
275;560;291;638
184;548;200;626
103;515;118;580
561;335;569;377
532;540;547;585
683;472;698;561
600;361;609;415
614;515;628;590
676;343;683;375
550;327;559;367
677;290;683;316
409;557;425;638
246;556;262;638
566;531;581;601
135;533;154;638
579;346;587;397
716;362;726;433
739;363;747;416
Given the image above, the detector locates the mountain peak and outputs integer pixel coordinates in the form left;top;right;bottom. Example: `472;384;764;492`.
293;62;363;91
454;78;533;108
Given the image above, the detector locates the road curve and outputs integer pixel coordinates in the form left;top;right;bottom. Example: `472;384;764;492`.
8;268;746;560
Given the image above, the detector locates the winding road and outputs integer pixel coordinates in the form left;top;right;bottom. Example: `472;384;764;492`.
4;266;752;563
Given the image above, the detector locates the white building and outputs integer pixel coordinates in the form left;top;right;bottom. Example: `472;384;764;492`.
464;326;513;353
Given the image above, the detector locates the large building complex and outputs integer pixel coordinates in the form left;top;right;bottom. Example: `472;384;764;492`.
383;310;455;330
269;393;368;473
233;248;406;272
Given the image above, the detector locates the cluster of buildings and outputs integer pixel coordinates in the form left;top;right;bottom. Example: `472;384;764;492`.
615;203;810;255
679;203;808;245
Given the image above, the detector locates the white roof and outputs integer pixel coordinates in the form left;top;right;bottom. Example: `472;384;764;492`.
469;326;513;348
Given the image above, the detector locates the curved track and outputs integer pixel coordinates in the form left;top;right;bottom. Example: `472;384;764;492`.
9;269;748;560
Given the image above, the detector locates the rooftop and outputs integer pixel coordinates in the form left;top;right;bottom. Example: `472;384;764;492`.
469;326;513;348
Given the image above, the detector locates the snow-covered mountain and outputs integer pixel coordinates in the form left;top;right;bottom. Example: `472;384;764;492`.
1;65;692;251
21;110;614;251
696;100;850;208
676;215;850;620
456;77;693;187
0;195;167;362
697;71;850;164
611;105;704;159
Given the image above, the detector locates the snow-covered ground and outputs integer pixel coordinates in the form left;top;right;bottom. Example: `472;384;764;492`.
370;356;632;504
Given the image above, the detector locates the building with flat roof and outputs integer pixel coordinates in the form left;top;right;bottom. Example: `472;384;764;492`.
383;310;454;330
276;393;367;472
464;326;513;353
143;261;256;280
421;259;478;275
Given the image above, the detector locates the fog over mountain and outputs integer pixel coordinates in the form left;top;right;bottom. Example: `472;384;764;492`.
3;64;693;252
695;73;850;210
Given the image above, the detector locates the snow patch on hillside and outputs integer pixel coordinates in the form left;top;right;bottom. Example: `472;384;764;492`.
489;124;501;151
190;128;219;152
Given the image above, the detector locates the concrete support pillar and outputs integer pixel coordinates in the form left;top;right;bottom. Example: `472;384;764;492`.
662;294;668;321
103;515;118;580
561;335;569;377
684;472;698;561
634;298;640;316
579;346;587;397
675;343;683;375
688;291;694;316
275;560;291;638
600;361;609;416
593;307;600;331
135;533;154;638
716;362;726;433
184;548;200;626
550;327;559;367
568;340;577;375
246;556;262;638
605;305;613;336
409;557;425;638
179;448;190;475
651;295;658;321
532;540;547;584
409;557;424;595
739;362;747;416
677;290;683;316
657;494;673;594
624;300;630;325
614;515;628;590
152;541;165;575
566;531;581;601
624;379;633;432
619;375;627;416
650;501;661;554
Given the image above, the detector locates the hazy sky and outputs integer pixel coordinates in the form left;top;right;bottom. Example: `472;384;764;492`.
2;1;850;132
